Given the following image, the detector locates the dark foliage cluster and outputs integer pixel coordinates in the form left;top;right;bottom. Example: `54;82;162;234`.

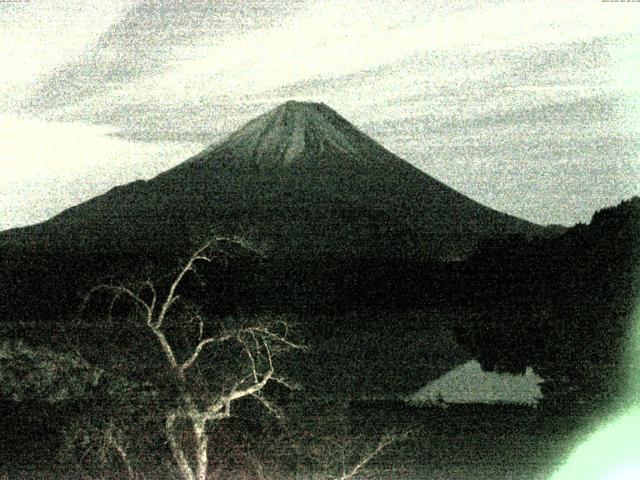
456;197;640;406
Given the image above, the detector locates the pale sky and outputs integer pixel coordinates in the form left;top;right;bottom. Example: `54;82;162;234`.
1;0;639;230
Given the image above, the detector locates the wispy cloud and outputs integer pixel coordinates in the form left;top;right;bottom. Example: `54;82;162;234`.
0;0;135;111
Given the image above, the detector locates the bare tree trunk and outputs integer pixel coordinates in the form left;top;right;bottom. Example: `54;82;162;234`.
166;412;195;480
105;428;137;480
193;417;209;480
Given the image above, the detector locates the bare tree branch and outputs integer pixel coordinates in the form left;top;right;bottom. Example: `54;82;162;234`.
107;291;120;320
105;425;139;480
154;236;259;330
149;327;179;370
270;375;301;391
180;335;230;373
197;316;204;342
218;339;275;407
249;326;305;350
250;392;283;420
156;241;215;330
239;335;259;383
83;284;153;326
84;285;149;315
337;432;408;480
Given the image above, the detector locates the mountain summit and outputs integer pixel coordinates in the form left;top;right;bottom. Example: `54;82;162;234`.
215;101;364;167
177;100;410;171
1;101;545;259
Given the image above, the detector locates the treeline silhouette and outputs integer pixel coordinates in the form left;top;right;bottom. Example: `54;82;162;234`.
454;197;640;407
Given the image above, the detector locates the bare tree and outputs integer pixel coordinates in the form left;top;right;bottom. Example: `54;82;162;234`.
82;238;302;480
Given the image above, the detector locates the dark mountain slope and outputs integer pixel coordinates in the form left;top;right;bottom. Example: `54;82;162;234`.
1;101;544;261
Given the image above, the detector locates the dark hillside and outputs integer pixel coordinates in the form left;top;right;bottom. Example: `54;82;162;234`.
454;197;640;407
